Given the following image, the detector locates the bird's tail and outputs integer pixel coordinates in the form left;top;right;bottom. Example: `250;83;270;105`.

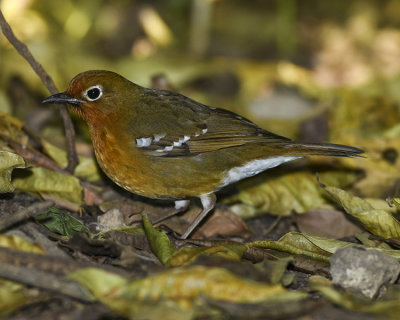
282;142;364;158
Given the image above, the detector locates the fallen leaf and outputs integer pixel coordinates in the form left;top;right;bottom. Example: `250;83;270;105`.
322;185;400;239
36;207;89;236
68;266;307;318
225;169;359;218
296;209;362;238
42;140;101;182
193;209;251;238
0;234;44;253
12;167;83;206
0;151;25;193
168;244;246;267
142;214;176;265
0;112;27;144
250;232;400;262
311;278;400;320
0;279;29;317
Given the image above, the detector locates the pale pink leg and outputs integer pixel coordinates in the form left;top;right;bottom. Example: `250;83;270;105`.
180;193;216;239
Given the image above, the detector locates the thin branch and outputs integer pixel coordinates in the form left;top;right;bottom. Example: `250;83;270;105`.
0;200;54;232
7;137;70;175
0;9;78;173
0;262;93;302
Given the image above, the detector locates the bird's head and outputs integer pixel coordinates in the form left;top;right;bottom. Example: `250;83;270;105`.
43;70;139;124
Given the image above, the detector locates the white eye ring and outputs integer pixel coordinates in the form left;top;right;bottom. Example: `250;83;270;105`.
84;85;103;101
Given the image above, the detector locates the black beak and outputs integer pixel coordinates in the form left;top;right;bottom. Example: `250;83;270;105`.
42;92;84;106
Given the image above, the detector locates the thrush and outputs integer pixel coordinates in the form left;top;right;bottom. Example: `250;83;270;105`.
43;70;363;238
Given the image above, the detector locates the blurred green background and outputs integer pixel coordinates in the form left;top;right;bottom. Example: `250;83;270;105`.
1;0;400;145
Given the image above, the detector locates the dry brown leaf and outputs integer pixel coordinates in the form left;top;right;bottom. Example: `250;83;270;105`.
296;209;362;239
193;209;251;239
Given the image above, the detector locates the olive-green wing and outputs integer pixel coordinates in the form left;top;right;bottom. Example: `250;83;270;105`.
130;89;290;157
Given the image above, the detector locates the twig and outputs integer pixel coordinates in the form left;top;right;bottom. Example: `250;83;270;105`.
0;9;78;173
0;262;93;302
0;246;130;277
263;215;283;235
7;137;70;175
0;200;54;232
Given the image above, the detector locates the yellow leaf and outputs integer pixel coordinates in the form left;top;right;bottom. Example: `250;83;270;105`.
13;167;83;205
0;279;28;317
0;151;25;193
225;170;358;218
0;234;44;253
69;266;307;317
250;232;400;261
0;112;27;144
126;266;294;303
322;185;400;239
42;140;101;182
168;244;246;267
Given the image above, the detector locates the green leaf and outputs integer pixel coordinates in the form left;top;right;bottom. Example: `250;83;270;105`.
0;151;25;193
142;214;176;265
36;207;89;236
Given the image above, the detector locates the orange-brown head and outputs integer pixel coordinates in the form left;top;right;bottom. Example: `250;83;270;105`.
42;70;141;125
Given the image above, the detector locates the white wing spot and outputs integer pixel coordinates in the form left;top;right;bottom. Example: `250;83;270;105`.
154;135;191;153
136;137;152;147
202;128;208;135
155;145;174;153
153;134;165;142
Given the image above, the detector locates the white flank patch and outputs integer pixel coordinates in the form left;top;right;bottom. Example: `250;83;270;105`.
136;137;152;147
221;156;302;187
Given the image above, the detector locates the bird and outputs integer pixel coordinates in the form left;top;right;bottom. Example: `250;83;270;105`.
42;70;363;239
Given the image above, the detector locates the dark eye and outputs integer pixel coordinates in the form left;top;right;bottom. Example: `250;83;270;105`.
84;85;103;101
